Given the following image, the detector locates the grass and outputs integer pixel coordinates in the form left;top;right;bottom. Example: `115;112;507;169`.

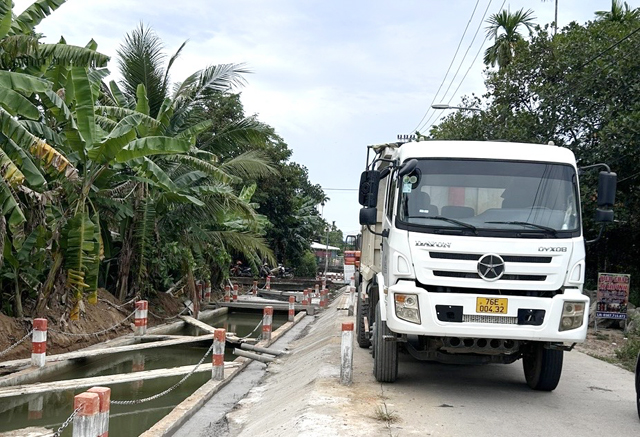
374;404;399;423
614;336;640;372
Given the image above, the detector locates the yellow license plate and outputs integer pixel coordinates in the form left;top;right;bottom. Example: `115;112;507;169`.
476;297;508;314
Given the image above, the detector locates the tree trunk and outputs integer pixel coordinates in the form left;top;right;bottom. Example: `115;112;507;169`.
35;250;64;316
14;273;23;318
117;223;135;301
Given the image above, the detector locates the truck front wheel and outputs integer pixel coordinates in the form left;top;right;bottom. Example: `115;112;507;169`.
522;342;563;391
356;286;371;348
373;303;398;382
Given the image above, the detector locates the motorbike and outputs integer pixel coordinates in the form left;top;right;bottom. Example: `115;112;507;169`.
230;264;252;277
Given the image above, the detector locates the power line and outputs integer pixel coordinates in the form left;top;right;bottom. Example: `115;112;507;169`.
415;0;506;135
412;0;483;132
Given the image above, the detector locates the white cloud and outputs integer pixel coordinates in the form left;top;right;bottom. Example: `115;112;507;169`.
12;0;619;233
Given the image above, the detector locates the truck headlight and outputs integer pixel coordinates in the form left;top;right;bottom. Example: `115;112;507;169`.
559;301;585;331
395;293;421;324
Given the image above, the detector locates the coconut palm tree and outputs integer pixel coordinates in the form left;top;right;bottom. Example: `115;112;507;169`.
111;24;279;297
595;0;639;22
484;8;536;69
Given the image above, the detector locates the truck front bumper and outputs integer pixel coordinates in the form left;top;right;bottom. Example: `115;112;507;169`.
384;282;589;343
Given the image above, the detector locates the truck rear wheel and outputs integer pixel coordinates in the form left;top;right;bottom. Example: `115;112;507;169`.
356;286;371;348
522;342;563;391
373;303;398;382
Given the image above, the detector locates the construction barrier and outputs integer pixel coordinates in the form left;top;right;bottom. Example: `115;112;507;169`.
262;306;273;341
265;276;271;291
302;289;309;306
31;318;47;367
288;296;295;322
134;301;148;336
340;322;354;385
232;284;238;302
212;328;226;381
224;285;231;303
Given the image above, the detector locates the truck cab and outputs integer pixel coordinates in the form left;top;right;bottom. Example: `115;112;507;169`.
357;140;616;390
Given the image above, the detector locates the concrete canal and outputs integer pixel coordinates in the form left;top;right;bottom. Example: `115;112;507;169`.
0;311;289;436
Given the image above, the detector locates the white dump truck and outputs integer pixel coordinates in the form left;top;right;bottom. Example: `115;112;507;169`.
356;139;617;390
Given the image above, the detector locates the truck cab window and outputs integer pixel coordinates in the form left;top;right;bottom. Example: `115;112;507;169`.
397;159;579;237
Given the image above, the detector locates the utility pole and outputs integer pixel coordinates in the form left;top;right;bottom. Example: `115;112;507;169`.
324;221;334;277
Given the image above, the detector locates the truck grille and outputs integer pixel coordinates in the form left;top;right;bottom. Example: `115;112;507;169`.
433;271;547;281
462;315;518;324
429;252;552;263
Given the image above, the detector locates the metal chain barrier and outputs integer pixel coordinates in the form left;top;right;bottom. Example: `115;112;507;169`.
53;407;80;437
242;319;263;340
148;306;189;321
49;310;136;337
112;341;215;405
99;297;136;310
0;329;33;358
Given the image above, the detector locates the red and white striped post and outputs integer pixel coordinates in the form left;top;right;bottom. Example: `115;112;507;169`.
314;284;319;298
265;276;271;291
340;322;354;385
87;387;110;437
134;300;148;336
31;318;47;367
204;281;211;303
232;284;238;302
288;296;295;322
262;306;273;341
252;280;258;296
319;289;327;308
302;289;309;306
348;286;356;316
224;285;231;303
321;277;326;290
28;396;43;420
72;391;100;437
212;328;226;381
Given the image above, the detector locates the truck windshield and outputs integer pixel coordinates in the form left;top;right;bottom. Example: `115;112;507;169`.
397;159;579;236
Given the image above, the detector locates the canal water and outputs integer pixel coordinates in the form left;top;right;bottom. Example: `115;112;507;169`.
0;311;288;436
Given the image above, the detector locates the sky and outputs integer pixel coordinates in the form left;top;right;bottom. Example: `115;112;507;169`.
14;0;624;236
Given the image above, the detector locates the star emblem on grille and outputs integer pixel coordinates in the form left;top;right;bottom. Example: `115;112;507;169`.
477;254;505;281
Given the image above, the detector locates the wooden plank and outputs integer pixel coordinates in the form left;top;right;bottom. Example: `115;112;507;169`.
0;334;214;370
0;361;242;399
178;315;217;334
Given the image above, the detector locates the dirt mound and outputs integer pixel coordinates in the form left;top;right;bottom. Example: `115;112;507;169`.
0;289;187;362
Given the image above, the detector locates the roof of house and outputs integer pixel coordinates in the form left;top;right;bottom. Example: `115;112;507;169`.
310;242;341;251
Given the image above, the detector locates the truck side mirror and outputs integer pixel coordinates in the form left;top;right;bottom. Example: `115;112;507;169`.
595;209;614;223
597;171;616;208
359;207;377;226
398;159;418;177
359;170;380;207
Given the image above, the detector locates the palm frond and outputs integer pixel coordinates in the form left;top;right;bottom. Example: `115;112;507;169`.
165;153;235;184
38;43;109;68
220;150;278;180
10;0;66;35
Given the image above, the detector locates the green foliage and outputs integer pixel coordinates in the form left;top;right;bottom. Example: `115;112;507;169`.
296;251;318;278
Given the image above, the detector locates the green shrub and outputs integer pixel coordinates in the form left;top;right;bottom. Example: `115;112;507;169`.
296;251;318;278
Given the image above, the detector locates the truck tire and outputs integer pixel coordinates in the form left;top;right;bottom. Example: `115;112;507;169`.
522;342;563;391
373;303;398;383
356;286;371;348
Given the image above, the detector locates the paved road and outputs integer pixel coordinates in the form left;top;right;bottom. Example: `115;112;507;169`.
200;293;639;436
